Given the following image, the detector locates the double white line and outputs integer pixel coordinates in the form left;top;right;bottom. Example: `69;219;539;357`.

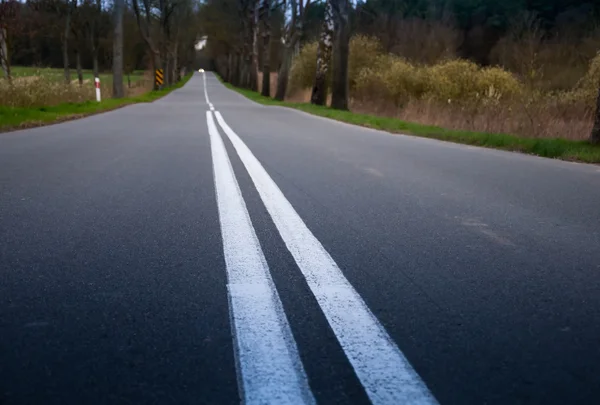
205;73;437;405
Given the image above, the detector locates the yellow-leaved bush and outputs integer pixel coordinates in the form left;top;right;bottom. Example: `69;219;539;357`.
290;36;524;106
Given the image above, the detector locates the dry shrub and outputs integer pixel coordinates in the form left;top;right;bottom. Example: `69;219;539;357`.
289;33;595;140
289;42;318;92
0;76;95;107
289;36;383;93
348;35;383;91
355;56;523;107
0;72;153;107
355;56;425;107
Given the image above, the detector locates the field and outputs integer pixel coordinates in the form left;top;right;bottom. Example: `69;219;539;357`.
1;67;153;109
10;66;147;85
0;67;191;131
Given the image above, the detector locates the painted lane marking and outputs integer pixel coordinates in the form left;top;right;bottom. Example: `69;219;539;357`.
202;72;211;105
207;111;315;405
215;111;438;405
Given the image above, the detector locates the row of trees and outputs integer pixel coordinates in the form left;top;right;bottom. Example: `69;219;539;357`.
0;0;202;92
202;0;600;142
201;0;352;109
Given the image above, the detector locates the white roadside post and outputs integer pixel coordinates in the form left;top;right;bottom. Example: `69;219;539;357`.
95;77;101;102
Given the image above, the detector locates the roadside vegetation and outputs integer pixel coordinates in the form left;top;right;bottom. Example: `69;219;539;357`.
223;78;600;163
0;73;192;132
1;68;151;108
0;0;203;131
287;35;600;142
203;0;600;159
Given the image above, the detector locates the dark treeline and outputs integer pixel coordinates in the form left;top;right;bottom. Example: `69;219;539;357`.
202;0;600;89
356;0;600;65
0;0;203;84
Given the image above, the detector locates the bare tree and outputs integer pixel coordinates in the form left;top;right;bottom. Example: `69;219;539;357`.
132;0;161;89
236;0;258;89
85;0;102;78
62;0;77;84
0;0;16;82
112;0;124;98
260;0;271;96
250;0;259;91
591;80;600;144
71;2;86;86
275;0;312;101
0;27;9;81
330;0;349;110
311;0;333;105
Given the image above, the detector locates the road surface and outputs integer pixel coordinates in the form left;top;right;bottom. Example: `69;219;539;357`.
2;72;600;405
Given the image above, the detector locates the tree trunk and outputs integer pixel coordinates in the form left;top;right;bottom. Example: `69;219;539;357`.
260;0;271;97
230;53;238;86
275;45;292;101
330;0;350;110
92;0;101;78
76;49;83;85
250;1;259;91
172;44;179;83
590;83;600;144
63;11;72;84
311;0;333;106
152;53;159;90
112;0;124;98
92;53;99;78
0;27;11;82
164;54;172;86
227;53;233;83
240;42;250;89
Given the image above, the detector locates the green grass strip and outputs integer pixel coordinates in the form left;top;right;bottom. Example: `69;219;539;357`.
0;74;192;132
222;80;600;164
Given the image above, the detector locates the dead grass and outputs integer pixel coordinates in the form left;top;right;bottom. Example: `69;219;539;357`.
0;72;153;108
352;98;593;140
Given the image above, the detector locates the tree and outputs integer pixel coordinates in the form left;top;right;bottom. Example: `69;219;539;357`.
0;26;8;80
0;0;20;82
61;0;77;84
310;0;333;105
260;0;271;96
112;0;124;98
132;0;161;89
330;0;349;110
275;0;312;101
81;0;103;77
591;81;600;144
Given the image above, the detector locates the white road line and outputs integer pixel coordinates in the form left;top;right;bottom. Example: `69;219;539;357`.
202;72;211;105
207;111;315;405
215;111;438;405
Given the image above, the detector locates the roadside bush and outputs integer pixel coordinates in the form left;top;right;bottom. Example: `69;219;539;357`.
355;55;426;107
289;42;319;92
289;35;384;93
348;36;383;91
287;35;596;140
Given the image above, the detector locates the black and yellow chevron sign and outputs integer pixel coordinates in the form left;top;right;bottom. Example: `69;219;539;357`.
155;69;164;86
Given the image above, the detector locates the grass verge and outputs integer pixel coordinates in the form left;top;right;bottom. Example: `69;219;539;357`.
222;81;600;164
0;74;192;132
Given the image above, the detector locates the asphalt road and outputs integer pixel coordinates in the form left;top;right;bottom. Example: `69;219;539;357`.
2;72;600;405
